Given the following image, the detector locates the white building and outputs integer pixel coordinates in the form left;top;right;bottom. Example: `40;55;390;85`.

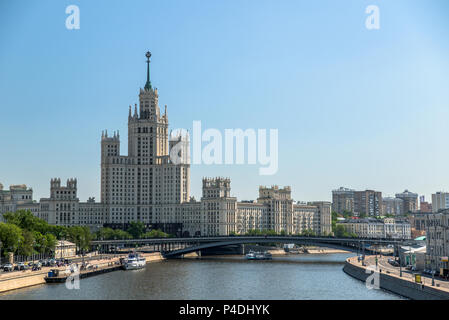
0;184;39;222
337;218;411;239
432;192;449;213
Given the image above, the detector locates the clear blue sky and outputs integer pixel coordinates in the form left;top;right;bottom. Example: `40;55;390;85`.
1;0;449;203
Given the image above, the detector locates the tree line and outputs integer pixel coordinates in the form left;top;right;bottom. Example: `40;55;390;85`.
0;210;171;258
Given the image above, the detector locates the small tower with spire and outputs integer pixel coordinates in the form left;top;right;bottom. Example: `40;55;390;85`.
144;51;152;91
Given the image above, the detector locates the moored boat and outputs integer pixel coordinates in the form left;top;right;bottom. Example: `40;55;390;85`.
123;253;146;270
245;250;272;260
245;251;257;260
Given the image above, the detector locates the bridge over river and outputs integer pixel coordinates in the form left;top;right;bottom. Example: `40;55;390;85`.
91;236;407;258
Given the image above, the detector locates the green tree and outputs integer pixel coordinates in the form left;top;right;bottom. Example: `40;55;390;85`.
18;229;35;257
127;221;146;239
0;223;23;256
43;233;57;254
333;225;348;238
67;226;92;253
95;227;115;240
143;229;169;238
113;229;132;240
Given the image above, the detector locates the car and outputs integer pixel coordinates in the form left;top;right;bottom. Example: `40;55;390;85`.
3;263;13;272
32;262;42;271
17;262;26;270
388;258;399;267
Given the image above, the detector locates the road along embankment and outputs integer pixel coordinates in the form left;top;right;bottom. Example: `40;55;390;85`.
343;256;449;300
0;252;165;293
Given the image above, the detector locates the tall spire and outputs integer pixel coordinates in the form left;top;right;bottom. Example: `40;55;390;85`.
144;51;152;90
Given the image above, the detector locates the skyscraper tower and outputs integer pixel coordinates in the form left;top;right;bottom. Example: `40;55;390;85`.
101;52;190;226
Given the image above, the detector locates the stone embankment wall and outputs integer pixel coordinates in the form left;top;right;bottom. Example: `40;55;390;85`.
143;252;165;262
343;259;449;300
0;271;47;293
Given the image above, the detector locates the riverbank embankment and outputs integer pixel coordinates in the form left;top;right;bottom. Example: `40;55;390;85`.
0;252;164;293
343;256;449;300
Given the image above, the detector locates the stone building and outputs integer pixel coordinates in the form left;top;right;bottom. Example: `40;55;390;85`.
0;184;39;221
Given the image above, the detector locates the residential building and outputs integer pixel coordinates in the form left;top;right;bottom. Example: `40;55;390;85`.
354;190;382;216
432;192;449;213
395;189;418;214
382;197;403;216
332;187;354;214
419;196;432;213
425;211;449;271
337;218;411;239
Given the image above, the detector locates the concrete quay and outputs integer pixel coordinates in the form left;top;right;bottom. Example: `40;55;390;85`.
344;255;449;300
0;252;165;294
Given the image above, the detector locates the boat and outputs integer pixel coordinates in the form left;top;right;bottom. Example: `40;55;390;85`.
263;251;272;260
122;253;146;270
245;250;272;260
245;251;257;260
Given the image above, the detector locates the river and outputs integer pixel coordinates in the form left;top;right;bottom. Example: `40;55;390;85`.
0;253;403;299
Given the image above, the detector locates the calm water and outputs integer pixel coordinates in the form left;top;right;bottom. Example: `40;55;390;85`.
0;253;402;300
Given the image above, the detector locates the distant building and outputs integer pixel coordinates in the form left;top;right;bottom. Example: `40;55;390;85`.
382;197;403;216
332;187;354;214
419;195;432;213
337;217;411;239
432;192;449;213
0;184;39;221
54;240;77;259
395;190;418;214
354;190;382;216
409;213;428;239
425;211;449;271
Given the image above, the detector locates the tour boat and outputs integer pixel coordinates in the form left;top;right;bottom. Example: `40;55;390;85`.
245;251;257;260
245;251;272;260
123;253;146;270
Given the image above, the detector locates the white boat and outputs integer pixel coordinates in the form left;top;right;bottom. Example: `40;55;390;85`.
245;250;272;260
245;251;257;260
123;253;146;270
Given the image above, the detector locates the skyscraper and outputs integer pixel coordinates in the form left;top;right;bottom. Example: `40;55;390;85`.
100;51;190;227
